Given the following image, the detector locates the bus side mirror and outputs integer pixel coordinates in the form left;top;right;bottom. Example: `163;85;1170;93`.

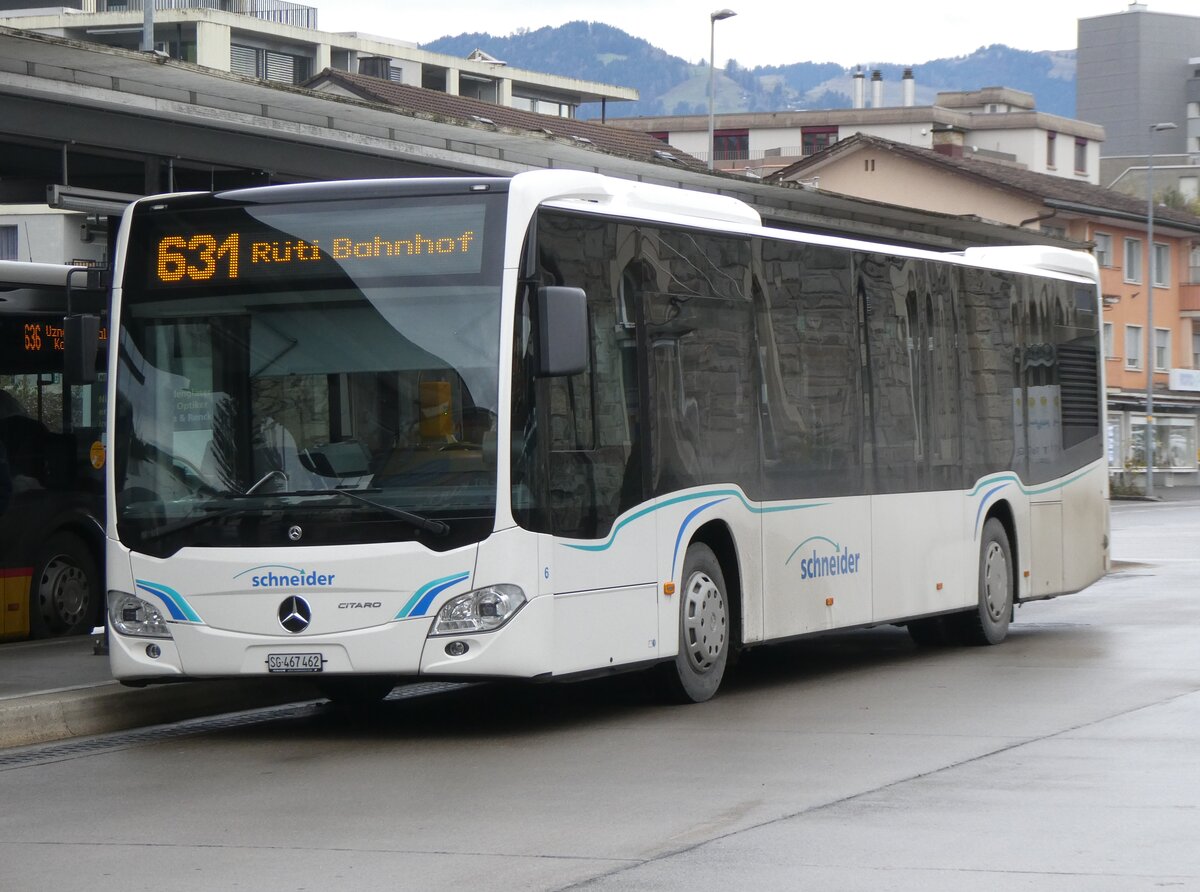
64;314;100;385
536;286;588;377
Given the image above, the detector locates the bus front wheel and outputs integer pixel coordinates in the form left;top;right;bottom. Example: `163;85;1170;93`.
29;532;100;638
659;543;729;703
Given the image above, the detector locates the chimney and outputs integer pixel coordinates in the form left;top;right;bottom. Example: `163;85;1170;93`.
852;68;865;109
902;67;915;107
871;69;883;108
358;57;393;80
931;125;966;158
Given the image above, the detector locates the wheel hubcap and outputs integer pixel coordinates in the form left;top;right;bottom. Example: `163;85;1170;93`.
38;556;89;628
682;570;726;673
982;542;1009;621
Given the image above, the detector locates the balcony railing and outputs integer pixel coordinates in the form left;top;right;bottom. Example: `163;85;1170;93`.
83;0;318;29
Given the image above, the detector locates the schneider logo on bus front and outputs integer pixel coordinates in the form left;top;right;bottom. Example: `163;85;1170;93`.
234;565;338;588
785;537;863;581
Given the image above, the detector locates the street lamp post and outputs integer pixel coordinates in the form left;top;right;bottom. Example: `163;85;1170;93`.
708;9;736;171
1144;121;1177;498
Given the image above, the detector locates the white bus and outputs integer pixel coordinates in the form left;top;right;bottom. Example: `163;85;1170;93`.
104;171;1108;703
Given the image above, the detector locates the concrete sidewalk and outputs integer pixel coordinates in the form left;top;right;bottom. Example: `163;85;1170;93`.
0;636;317;749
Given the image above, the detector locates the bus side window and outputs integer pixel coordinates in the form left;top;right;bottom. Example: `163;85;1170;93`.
756;240;862;498
642;228;755;496
960;267;1022;482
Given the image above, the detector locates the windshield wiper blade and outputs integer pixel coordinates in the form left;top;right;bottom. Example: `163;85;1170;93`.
293;489;449;536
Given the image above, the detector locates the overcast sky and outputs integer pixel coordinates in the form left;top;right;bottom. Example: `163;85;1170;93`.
316;1;1199;68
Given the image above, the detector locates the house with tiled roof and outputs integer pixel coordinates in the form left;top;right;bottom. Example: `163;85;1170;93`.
305;69;703;171
769;132;1200;487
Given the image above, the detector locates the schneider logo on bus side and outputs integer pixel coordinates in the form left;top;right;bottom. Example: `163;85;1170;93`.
787;537;863;581
235;565;337;588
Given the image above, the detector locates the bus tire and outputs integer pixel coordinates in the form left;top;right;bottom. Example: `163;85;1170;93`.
659;543;729;703
29;532;99;638
957;518;1013;646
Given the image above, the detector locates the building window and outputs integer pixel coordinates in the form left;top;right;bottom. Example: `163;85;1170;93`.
801;126;838;155
0;225;16;260
515;98;574;118
1124;238;1142;283
1103;322;1115;359
712;129;749;162
1151;242;1170;287
1046;131;1057;168
1074;138;1087;174
230;44;311;85
647;131;669;143
1125;324;1143;370
459;76;499;104
1193;332;1200;368
1093;232;1112;267
1131;415;1198;470
1155;328;1171;371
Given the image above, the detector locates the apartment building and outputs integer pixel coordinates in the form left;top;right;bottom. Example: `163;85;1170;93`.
609;81;1103;184
1077;2;1200;159
0;0;636;115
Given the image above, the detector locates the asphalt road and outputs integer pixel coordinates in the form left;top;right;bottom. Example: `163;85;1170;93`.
1;499;1197;891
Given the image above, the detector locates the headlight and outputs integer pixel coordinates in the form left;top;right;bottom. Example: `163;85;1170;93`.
429;584;526;636
108;592;173;639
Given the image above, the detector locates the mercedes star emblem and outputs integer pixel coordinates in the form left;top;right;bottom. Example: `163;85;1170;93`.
278;596;312;633
288;525;303;542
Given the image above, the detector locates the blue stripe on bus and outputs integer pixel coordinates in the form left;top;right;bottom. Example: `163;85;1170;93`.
395;572;471;619
563;489;827;554
135;581;203;623
970;466;1100;536
671;499;728;577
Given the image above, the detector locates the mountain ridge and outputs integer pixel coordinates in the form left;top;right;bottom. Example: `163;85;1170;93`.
422;22;1076;121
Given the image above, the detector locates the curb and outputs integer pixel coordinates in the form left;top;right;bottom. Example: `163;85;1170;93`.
0;679;319;749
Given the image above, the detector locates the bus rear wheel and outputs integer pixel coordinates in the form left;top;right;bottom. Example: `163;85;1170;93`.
659;543;729;704
29;532;99;638
955;518;1013;646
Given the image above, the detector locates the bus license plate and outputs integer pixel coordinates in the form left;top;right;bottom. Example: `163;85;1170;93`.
266;653;324;673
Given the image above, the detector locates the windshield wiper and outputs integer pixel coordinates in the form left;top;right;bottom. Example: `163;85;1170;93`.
293;488;449;537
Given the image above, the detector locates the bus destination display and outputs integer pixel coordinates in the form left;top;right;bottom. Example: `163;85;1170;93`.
147;202;489;287
9;318;109;357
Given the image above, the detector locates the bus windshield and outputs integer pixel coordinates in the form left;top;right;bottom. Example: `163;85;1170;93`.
115;191;506;557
